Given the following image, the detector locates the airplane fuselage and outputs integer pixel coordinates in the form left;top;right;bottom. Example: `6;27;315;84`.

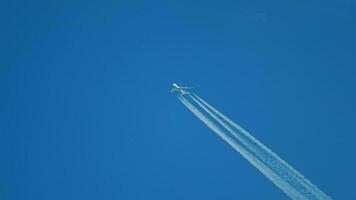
171;83;192;95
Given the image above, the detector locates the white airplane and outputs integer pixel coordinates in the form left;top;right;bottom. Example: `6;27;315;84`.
170;83;193;95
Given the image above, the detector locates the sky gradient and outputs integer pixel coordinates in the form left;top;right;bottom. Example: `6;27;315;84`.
1;0;356;199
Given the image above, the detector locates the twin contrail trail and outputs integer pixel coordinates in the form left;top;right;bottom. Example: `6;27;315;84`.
176;93;332;200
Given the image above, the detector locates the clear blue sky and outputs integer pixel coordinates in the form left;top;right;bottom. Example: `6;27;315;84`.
1;0;356;199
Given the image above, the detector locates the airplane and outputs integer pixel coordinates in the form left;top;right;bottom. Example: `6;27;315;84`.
170;83;193;95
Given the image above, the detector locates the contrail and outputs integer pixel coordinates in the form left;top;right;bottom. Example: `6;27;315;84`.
176;93;332;200
177;96;304;200
189;93;331;200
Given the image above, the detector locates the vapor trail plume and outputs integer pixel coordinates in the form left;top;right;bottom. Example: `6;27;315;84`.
177;95;305;200
189;93;331;200
176;93;332;200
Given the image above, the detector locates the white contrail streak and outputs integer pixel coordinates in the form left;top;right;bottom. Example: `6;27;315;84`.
189;93;331;200
176;93;332;200
177;96;305;200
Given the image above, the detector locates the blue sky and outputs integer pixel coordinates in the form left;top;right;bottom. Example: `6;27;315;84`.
1;0;356;199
